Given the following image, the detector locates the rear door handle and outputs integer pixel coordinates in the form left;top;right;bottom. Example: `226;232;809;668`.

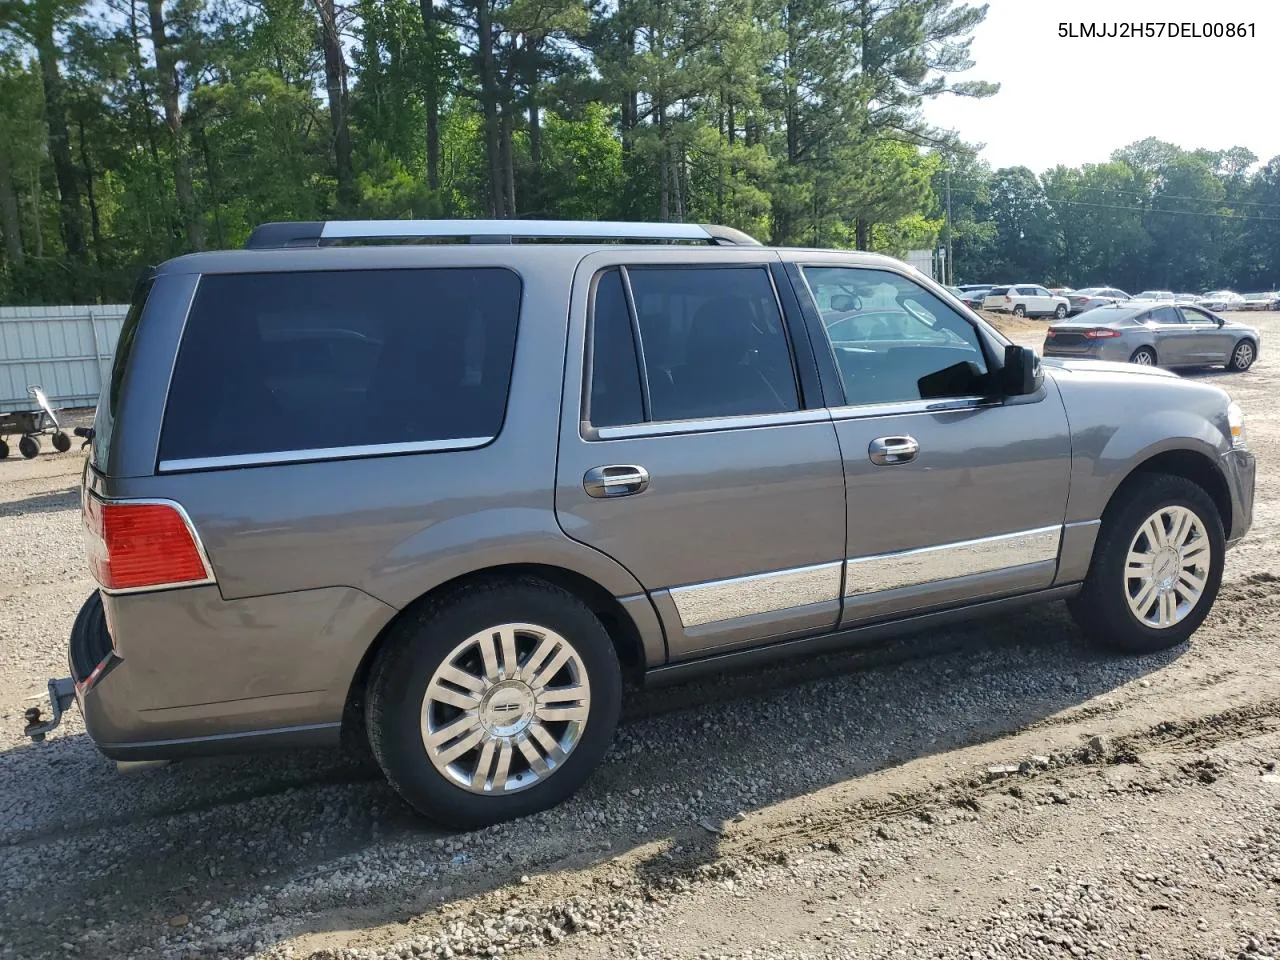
584;465;650;498
868;436;919;466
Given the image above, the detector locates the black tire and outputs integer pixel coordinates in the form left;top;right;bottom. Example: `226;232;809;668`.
1228;338;1256;372
1129;347;1157;366
1054;304;1067;319
1013;304;1026;318
18;435;39;459
1067;473;1224;654
366;577;622;829
0;439;8;459
52;431;71;453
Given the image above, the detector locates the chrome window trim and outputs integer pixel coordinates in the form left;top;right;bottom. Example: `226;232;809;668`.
669;560;843;628
589;408;830;441
87;492;219;595
844;524;1063;596
158;436;494;473
828;396;995;421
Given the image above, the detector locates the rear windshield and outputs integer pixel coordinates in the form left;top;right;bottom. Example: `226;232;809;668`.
91;274;154;471
158;267;522;468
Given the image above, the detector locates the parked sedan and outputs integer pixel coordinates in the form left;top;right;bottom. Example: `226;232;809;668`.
1066;286;1130;315
1043;302;1260;371
1240;291;1279;311
1199;290;1244;311
1132;290;1175;302
981;284;1069;318
953;285;992;308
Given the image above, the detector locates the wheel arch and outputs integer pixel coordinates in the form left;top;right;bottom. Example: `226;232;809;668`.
1102;448;1231;535
341;562;659;747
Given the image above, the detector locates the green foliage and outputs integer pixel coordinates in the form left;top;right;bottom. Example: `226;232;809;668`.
3;0;1278;306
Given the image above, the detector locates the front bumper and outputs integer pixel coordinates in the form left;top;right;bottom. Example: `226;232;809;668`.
1221;446;1256;546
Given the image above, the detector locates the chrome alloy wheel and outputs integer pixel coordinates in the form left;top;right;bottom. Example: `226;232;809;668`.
1133;350;1155;365
421;623;591;794
1125;506;1211;629
1234;341;1255;368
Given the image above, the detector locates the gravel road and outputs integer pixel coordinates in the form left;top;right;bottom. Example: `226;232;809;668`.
2;319;1278;960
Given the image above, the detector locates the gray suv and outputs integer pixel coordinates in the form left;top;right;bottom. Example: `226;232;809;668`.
27;219;1256;829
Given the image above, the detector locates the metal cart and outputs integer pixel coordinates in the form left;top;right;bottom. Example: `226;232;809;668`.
0;386;73;459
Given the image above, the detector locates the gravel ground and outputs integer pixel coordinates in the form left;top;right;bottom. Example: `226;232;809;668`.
1;321;1278;960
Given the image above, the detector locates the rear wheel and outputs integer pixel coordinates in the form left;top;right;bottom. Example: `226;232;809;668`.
0;439;7;459
1013;304;1027;318
366;578;622;828
1129;347;1157;366
18;435;39;459
1228;339;1256;372
1054;304;1067;319
1068;473;1223;654
52;431;71;453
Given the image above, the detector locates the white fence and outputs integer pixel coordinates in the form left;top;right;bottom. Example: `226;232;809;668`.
0;304;129;413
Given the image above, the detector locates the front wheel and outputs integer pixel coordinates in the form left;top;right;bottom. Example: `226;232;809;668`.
18;435;39;459
1228;339;1256;372
366;578;622;828
52;431;71;453
1129;347;1157;366
1068;473;1224;654
1054;304;1067;319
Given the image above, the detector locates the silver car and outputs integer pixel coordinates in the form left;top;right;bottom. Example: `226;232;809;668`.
23;219;1256;829
1066;286;1130;315
1044;302;1261;371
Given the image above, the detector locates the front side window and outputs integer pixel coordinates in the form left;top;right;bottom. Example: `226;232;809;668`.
803;266;991;407
160;268;522;464
587;265;800;425
1179;306;1215;324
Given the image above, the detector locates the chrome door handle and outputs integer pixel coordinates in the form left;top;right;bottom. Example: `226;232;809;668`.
584;465;650;498
868;436;919;466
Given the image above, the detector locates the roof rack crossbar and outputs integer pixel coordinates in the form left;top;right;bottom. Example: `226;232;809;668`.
244;219;762;249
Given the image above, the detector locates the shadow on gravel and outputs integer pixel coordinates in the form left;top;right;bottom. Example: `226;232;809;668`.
0;594;1191;958
0;484;79;516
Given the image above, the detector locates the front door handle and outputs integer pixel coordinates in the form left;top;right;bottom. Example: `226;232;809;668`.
584;465;650;498
868;436;919;466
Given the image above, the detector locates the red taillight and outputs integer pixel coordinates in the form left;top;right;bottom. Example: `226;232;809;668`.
1083;328;1121;339
83;496;210;591
1045;329;1056;338
1004;295;1013;302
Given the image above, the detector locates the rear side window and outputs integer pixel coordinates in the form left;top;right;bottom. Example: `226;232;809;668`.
987;286;1009;296
91;274;153;470
159;268;521;466
587;265;799;426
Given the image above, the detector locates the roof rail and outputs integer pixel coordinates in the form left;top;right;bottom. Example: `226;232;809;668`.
244;219;763;250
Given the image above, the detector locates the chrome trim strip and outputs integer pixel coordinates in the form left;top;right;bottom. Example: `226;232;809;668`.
828;396;992;421
844;525;1063;596
158;436;493;473
593;408;829;441
1064;519;1102;530
669;561;843;628
87;493;219;595
320;219;713;241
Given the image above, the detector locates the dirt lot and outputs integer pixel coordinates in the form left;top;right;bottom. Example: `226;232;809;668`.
2;317;1279;960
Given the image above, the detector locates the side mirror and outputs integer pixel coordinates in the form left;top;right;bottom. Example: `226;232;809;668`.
1001;344;1043;396
1216;317;1225;327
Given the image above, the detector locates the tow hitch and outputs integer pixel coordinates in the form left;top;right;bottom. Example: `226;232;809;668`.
23;677;76;742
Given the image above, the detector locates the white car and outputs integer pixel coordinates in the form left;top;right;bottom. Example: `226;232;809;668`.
1239;292;1279;311
1132;290;1175;302
1066;287;1130;315
981;284;1070;319
1199;290;1244;311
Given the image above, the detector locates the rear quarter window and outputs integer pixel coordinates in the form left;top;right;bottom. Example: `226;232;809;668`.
158;267;522;467
91;274;154;470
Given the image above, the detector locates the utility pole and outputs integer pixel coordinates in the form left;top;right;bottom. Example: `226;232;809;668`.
944;166;953;286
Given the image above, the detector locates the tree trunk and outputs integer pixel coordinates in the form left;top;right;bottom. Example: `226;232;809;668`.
477;0;504;217
315;0;357;211
147;0;204;250
500;107;516;216
31;10;87;266
77;118;105;288
0;151;23;267
418;0;440;191
29;166;43;258
855;218;870;249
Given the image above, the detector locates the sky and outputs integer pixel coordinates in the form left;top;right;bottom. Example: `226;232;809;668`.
919;0;1280;173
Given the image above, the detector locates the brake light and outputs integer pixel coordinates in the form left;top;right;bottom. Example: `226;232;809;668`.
83;496;211;592
1004;295;1013;303
1083;328;1121;339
